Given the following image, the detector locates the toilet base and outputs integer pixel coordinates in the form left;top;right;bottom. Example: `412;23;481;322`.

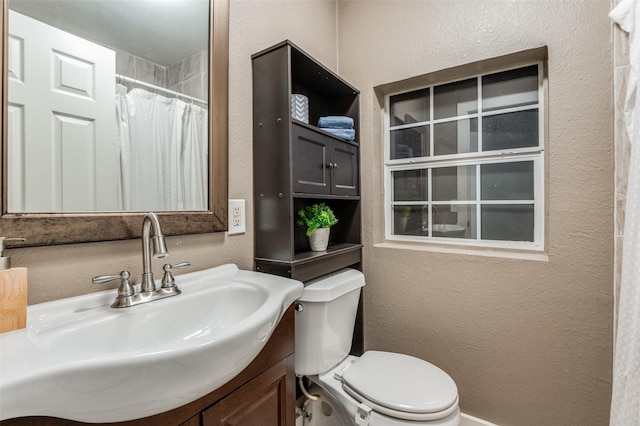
302;386;352;426
303;384;460;426
303;357;460;426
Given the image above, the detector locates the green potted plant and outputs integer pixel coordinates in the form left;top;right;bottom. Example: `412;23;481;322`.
297;203;338;251
397;206;411;232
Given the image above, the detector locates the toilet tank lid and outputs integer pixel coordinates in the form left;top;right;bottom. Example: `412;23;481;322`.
299;268;365;302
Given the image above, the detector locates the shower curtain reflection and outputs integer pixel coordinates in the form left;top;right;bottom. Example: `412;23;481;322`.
116;84;208;211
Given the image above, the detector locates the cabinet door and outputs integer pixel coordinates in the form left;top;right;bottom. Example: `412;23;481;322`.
330;142;359;196
180;414;202;426
292;124;359;196
292;125;331;195
201;358;293;426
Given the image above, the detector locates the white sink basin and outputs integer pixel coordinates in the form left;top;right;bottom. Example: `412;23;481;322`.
0;264;303;423
432;224;466;237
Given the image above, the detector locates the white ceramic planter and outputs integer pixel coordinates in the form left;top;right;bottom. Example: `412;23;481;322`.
309;227;330;251
397;216;409;232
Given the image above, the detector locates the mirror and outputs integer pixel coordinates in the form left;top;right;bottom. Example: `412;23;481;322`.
0;0;229;245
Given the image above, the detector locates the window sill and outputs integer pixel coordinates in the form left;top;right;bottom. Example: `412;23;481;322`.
374;240;549;262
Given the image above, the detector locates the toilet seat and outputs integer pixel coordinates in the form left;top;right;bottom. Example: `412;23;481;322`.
338;351;459;422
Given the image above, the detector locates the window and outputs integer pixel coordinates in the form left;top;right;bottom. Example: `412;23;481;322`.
385;64;544;249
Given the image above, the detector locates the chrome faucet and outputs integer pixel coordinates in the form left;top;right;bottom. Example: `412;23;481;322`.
421;205;439;232
92;213;190;308
141;212;168;292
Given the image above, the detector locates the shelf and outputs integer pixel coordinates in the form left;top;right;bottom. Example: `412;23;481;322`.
293;243;362;264
292;119;359;146
293;193;360;201
255;243;361;265
255;244;362;282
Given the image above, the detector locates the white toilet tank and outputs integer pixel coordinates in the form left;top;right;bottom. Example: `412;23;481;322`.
295;268;365;376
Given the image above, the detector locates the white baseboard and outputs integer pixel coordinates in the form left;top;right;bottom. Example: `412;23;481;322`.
460;413;499;426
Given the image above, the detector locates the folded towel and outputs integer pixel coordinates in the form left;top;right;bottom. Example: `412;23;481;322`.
318;116;354;129
323;128;356;141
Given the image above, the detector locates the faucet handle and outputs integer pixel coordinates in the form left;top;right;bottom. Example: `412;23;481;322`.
92;270;135;297
161;262;191;289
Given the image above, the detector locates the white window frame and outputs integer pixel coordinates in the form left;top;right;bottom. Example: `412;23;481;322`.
383;62;545;251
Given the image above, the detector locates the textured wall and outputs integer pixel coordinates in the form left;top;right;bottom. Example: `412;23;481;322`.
9;0;338;305
337;1;613;425
7;2;614;424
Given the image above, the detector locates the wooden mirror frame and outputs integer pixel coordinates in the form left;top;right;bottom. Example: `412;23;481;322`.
0;0;229;246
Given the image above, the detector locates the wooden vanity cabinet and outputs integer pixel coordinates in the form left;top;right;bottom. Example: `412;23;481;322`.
201;356;291;425
0;307;296;426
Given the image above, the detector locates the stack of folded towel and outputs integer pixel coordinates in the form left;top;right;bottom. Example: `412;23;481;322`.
318;116;356;141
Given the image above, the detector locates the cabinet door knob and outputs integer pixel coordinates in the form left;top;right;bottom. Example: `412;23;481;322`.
327;163;334;169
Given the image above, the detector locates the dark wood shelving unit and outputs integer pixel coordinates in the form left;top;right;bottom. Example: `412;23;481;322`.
251;40;362;283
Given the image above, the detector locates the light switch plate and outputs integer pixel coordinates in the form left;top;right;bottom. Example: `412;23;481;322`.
228;199;246;235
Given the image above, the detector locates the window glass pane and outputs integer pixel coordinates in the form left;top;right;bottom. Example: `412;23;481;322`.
390;89;429;126
482;65;538;112
386;63;544;248
432;204;477;239
481;161;534;200
434;118;478;155
434;78;477;120
392;205;422;235
390;126;429;159
481;205;534;241
482;110;538;151
432;166;476;201
393;170;428;201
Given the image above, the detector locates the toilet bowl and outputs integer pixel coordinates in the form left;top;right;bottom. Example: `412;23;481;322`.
295;269;460;426
304;355;460;426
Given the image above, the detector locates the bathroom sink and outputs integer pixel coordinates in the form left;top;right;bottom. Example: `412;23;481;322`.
30;282;269;354
404;224;467;238
0;264;303;423
432;224;466;237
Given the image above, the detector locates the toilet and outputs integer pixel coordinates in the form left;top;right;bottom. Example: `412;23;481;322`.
295;268;460;426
